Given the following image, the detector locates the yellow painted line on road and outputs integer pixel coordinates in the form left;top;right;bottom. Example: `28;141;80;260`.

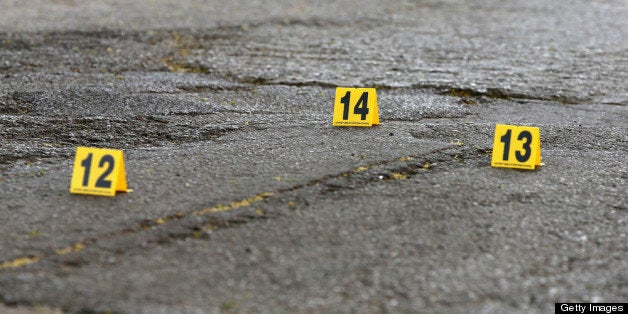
194;192;274;215
55;242;86;255
0;192;275;271
0;151;444;271
0;256;41;270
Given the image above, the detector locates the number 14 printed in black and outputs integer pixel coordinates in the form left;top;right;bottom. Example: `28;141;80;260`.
333;87;379;127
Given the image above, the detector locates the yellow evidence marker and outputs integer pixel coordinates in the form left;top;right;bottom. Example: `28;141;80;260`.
332;87;379;126
70;147;130;196
491;124;542;170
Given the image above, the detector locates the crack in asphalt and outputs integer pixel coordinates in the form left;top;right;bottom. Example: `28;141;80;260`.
199;76;591;104
0;144;471;273
2;21;601;106
439;87;587;105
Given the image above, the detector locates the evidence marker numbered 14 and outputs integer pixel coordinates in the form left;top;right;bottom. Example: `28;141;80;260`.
70;146;131;196
332;87;379;127
491;124;542;170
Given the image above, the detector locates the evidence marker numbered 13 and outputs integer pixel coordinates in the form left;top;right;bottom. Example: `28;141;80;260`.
70;146;131;196
491;124;542;170
332;87;379;127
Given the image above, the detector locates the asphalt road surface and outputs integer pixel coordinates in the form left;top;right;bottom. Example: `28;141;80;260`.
1;1;626;313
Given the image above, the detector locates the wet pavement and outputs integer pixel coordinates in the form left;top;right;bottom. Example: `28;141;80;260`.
0;1;626;313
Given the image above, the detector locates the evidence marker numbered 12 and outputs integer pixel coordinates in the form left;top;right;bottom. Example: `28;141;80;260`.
70;146;131;196
491;124;542;170
332;87;379;127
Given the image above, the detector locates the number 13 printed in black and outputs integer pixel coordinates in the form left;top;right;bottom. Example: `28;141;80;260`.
500;129;532;162
491;124;541;170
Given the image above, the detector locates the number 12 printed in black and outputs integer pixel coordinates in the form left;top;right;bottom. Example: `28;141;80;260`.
80;153;115;188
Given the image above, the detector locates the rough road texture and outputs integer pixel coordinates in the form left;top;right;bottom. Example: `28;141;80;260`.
0;1;626;313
